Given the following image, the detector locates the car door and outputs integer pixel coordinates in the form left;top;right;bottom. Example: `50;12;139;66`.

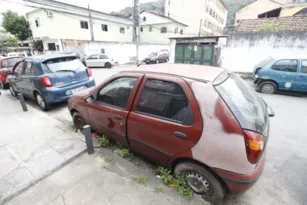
127;74;203;166
270;59;298;91
99;54;108;67
12;61;25;93
87;73;144;146
21;60;36;97
294;59;307;92
85;55;98;67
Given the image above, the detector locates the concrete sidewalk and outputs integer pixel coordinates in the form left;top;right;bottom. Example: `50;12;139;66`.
5;149;207;205
0;92;86;204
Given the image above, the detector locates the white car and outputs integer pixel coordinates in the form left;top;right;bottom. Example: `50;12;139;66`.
85;54;114;68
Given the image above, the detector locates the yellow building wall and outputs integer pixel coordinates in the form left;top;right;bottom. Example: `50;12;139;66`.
280;5;307;17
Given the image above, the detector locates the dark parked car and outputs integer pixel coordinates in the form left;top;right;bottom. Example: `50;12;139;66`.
0;56;23;89
143;51;169;64
253;57;307;94
68;64;273;205
8;54;95;111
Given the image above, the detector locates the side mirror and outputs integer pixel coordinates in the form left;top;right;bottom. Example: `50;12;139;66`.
268;106;275;117
84;95;94;104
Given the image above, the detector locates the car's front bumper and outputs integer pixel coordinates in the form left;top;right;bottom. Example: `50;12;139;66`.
214;151;266;194
42;79;95;104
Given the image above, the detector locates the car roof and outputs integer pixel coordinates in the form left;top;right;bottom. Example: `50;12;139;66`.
271;56;307;60
120;64;225;82
25;54;77;62
0;56;23;61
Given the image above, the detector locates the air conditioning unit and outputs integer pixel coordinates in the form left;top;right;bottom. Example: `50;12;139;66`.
47;11;53;18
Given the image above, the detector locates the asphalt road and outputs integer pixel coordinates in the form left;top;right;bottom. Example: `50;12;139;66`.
3;66;307;205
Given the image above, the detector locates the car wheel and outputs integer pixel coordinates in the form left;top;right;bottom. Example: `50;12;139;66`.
156;60;159;64
36;93;50;111
260;81;277;94
105;62;112;68
166;58;169;62
73;112;86;132
9;84;18;97
174;162;225;205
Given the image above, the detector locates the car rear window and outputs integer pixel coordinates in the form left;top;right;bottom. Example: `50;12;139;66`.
215;73;268;134
43;57;85;72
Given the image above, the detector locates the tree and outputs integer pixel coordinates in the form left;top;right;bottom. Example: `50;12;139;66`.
0;35;20;48
1;11;30;41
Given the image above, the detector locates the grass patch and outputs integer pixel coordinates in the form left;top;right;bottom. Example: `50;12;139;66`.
155;166;193;199
119;148;131;158
132;177;149;185
155;186;164;193
99;135;110;147
104;157;112;163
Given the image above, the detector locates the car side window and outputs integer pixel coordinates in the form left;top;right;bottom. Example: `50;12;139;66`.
23;62;33;75
271;60;298;73
2;60;8;68
96;77;137;109
99;55;108;59
87;55;98;60
301;60;307;74
136;79;193;125
14;62;24;74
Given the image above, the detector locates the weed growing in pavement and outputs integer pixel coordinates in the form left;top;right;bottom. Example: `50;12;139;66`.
119;148;131;158
104;157;112;162
155;186;164;193
155;166;193;199
99;135;110;147
132;177;149;185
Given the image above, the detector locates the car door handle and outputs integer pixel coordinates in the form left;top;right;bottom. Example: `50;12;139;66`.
299;75;306;78
114;114;123;120
173;131;188;139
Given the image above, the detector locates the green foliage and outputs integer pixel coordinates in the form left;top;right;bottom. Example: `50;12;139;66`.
0;35;19;48
132;177;149;185
104;157;112;163
155;186;164;193
99;135;110;147
119;148;131;158
257;23;285;32
174;176;193;199
1;11;30;41
155;167;193;199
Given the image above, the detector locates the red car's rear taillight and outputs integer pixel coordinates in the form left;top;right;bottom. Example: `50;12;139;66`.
86;67;92;77
243;130;264;164
41;76;53;87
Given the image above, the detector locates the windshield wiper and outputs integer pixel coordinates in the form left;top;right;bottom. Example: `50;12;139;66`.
56;70;76;73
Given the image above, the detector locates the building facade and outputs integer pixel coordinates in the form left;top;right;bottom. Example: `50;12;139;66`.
27;5;187;53
164;0;228;35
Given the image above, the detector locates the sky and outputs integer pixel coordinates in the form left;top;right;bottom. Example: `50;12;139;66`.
0;0;155;14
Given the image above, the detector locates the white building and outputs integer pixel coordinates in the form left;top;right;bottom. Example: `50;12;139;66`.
164;0;228;35
26;2;187;53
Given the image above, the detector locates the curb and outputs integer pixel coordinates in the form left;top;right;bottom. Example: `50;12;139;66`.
1;149;87;205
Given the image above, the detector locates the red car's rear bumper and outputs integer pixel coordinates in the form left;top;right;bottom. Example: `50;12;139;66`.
215;152;266;194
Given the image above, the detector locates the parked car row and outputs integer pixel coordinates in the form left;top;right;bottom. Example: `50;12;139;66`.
1;56;274;205
143;50;169;64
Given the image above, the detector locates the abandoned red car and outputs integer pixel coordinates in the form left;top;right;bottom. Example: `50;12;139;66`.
0;56;23;89
68;64;273;204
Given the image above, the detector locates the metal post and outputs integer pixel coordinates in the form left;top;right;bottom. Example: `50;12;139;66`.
88;4;95;41
198;19;203;37
83;125;94;154
18;93;28;112
133;0;140;65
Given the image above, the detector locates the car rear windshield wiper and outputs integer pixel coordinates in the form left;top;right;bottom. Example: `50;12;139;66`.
55;70;76;73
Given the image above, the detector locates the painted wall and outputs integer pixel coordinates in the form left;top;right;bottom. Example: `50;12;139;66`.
140;23;186;44
64;41;169;64
28;10;132;43
221;31;307;72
